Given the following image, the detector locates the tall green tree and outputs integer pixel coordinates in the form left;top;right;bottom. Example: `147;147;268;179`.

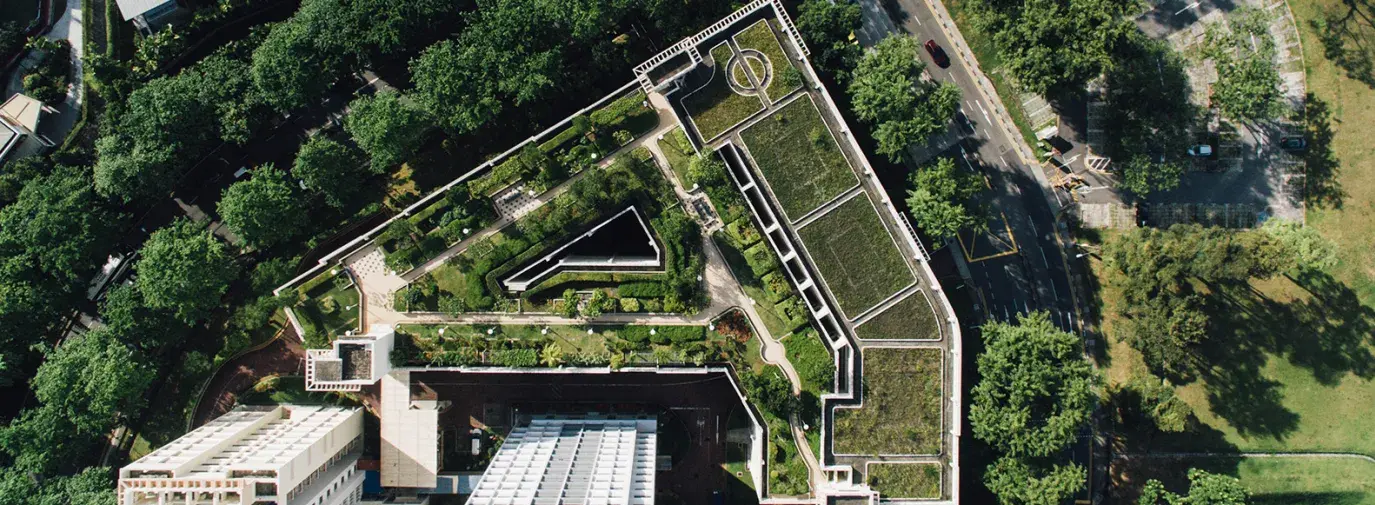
848;35;961;161
796;0;863;78
983;456;1086;505
906;157;984;237
1102;34;1194;196
345;90;431;172
219;164;307;248
293;135;368;207
0;404;99;475
1138;468;1248;505
136;219;238;323
970;311;1098;458
0;465;116;505
971;0;1136;95
31;328;155;435
99;284;185;351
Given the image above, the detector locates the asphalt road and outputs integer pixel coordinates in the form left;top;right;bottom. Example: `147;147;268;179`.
856;0;1080;333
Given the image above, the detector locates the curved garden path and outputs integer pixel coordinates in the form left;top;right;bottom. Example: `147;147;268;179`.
191;334;306;427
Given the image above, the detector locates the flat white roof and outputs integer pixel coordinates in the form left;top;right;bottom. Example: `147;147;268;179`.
466;418;657;505
114;0;173;20
124;405;359;476
380;371;440;488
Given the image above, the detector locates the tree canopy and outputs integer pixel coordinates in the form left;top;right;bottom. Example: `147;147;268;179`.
31;328;156;436
970;311;1098;458
848;35;961;161
906;157;984;238
983;456;1086;505
293;135;369;207
1101;34;1194;196
136;219;238;323
1104;225;1297;378
796;0;863;79
219;164;307;248
1138;468;1249;505
969;0;1136;95
345;90;431;172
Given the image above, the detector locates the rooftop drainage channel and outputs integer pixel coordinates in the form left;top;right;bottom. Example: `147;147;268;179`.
502;206;662;292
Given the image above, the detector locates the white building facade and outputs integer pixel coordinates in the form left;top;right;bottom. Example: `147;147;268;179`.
118;405;365;505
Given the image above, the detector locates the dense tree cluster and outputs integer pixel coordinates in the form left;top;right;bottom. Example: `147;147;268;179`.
906;157;985;238
848;35;961;161
345;90;432;172
967;0;1137;95
970;312;1098;505
219;164;309;248
135;219;239;323
1138;468;1249;505
1204;8;1283;123
795;0;863;80
1103;224;1319;378
293;136;370;208
1101;35;1194;196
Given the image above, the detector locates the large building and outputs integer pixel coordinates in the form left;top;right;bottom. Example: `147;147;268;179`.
466;417;657;505
117;405;365;505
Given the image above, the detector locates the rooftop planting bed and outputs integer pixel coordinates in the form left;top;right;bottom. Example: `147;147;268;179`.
733;19;802;103
682;43;766;142
739;96;856;219
853;290;941;341
795;194;914;317
834;348;943;455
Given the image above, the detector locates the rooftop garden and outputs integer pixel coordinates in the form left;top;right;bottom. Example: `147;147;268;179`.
391;320;752;369
660;127;696;188
292;269;362;348
834;347;943;455
380;90;659;273
733;20;803;103
682;42;767;142
866;463;942;499
738;96;857;219
853;290;942;341
795;194;914;318
394;149;705;315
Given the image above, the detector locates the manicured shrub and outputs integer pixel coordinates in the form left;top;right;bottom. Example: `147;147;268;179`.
489;348;539;367
744;242;779;276
762;271;793;301
619;297;642;312
618;282;669;298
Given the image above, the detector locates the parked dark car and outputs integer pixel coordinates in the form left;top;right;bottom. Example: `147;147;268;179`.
1279;136;1307;151
924;39;950;68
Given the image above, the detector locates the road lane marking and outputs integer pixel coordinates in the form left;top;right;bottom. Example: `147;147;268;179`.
1040;247;1050;269
1175;1;1200;14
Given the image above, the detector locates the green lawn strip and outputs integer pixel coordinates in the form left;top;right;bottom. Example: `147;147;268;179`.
834;348;943;455
1111;456;1375;505
733;19;802;102
740;96;857;219
853;290;941;340
943;0;1043;154
796;194;914;317
683;43;767;142
783;328;833;396
660;126;695;187
866;463;942;499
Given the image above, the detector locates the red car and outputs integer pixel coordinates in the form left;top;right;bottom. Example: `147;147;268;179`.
924;39;950;68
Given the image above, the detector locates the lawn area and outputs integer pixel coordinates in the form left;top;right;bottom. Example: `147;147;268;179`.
660;126;695;188
683;43;766;142
783;328;833;397
854;289;941;340
1084;0;1375;466
294;270;362;347
866;463;942;499
733;19;801;103
833;347;943;455
1109;456;1375;505
739;96;858;219
796;194;914;317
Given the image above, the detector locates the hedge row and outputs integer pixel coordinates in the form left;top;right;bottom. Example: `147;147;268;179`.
618;325;706;345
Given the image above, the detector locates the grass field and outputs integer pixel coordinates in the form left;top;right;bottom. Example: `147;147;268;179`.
739;96;858;219
734;20;801;103
797;194;914;317
866;463;942;499
295;274;361;345
854;289;941;340
833;347;943;455
660;126;695;187
683;43;766;142
1110;456;1375;504
783;328;833;396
